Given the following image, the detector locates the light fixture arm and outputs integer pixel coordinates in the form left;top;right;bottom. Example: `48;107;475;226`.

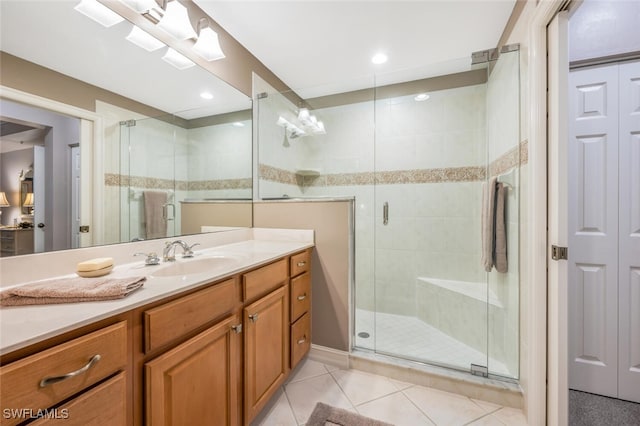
196;17;209;35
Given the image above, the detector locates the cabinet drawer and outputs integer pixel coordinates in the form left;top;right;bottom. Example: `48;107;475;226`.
0;321;127;426
290;272;311;322
144;279;239;353
0;240;15;251
290;312;311;369
290;251;310;277
30;372;127;425
242;259;287;302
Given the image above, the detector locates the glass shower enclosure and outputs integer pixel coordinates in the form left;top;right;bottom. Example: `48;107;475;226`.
257;49;521;380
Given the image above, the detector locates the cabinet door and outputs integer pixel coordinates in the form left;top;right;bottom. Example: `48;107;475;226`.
145;314;242;426
244;286;289;423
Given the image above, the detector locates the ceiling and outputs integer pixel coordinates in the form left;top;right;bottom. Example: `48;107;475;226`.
0;1;515;115
0;118;48;154
0;1;251;119
194;0;516;99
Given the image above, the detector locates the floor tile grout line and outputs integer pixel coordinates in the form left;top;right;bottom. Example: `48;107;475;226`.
327;369;359;410
462;410;507;426
400;388;439;426
280;385;303;426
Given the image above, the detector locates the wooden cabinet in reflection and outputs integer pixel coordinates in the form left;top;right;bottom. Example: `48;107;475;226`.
0;228;33;256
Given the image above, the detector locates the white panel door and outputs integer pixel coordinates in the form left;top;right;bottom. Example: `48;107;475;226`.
71;145;80;249
33;145;45;253
568;64;619;397
617;60;640;403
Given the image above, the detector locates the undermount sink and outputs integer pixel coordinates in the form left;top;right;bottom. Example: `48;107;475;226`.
149;256;240;278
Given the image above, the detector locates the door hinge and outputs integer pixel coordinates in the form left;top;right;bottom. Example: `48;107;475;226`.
79;225;90;233
470;364;488;378
551;245;568;261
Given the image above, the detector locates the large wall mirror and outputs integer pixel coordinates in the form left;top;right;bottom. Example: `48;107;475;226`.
0;0;253;256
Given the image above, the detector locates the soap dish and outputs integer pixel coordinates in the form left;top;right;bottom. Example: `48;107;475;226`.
77;265;113;278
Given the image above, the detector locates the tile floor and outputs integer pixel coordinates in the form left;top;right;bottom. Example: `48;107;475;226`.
355;309;512;377
252;358;527;426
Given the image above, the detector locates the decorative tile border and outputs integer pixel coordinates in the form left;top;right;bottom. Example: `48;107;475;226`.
104;173;251;191
106;140;529;192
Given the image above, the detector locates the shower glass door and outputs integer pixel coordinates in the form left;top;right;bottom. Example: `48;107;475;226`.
119;115;179;242
370;70;491;373
362;49;521;379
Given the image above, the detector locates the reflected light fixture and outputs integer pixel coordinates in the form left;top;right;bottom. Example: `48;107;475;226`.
157;0;197;40
122;0;159;13
193;19;225;61
74;0;124;27
232;122;245;128
200;91;214;100
23;193;34;215
162;47;195;70
414;93;430;102
0;192;9;220
126;26;165;51
371;52;388;65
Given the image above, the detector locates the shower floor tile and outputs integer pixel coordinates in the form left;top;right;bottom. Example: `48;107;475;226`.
355;309;511;376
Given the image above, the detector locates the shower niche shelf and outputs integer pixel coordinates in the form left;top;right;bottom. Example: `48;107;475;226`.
294;168;321;177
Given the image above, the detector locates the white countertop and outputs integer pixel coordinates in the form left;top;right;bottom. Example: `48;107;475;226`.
0;229;314;355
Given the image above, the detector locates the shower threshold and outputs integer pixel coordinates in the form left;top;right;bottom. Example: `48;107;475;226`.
354;309;514;378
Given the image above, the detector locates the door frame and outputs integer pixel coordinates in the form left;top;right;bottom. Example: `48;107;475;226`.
528;1;569;425
0;85;104;247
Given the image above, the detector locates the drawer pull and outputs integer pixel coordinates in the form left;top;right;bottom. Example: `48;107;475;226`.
231;324;243;334
297;261;306;267
39;354;101;388
297;294;307;301
297;335;307;345
248;314;259;322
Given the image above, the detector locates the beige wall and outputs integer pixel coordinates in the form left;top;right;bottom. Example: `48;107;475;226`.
253;200;353;351
181;202;253;234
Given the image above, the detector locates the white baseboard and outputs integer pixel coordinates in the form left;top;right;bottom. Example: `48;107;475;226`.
308;344;350;370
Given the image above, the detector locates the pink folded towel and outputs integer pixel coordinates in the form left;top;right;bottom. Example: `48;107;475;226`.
0;276;146;307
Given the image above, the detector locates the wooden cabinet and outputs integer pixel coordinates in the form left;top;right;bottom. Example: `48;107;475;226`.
0;321;128;426
289;249;312;370
145;314;242;426
0;228;33;257
1;248;313;426
244;286;289;423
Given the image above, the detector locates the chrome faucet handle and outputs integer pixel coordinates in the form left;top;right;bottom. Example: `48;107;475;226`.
182;243;200;258
163;241;177;262
134;252;160;265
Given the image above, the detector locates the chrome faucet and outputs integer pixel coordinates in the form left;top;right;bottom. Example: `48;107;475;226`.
163;240;200;262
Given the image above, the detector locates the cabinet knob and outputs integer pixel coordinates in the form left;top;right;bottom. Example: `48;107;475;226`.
297;261;306;267
39;354;101;388
297;294;307;301
248;314;258;322
231;324;243;334
297;335;307;345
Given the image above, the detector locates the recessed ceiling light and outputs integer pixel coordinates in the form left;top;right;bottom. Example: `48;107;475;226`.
371;53;388;65
200;92;214;100
414;93;430;102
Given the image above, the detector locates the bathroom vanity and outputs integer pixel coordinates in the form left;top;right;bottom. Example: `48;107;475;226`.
0;230;313;425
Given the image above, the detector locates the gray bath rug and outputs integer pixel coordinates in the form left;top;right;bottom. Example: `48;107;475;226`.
306;402;394;426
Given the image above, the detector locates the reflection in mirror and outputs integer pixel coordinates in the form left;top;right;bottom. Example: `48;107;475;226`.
0;0;253;256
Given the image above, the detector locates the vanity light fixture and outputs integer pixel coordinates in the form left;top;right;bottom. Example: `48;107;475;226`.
162;48;195;70
297;108;326;135
157;0;197;40
74;0;124;27
371;52;388;65
126;26;165;52
193;19;225;61
414;93;430;102
122;0;159;13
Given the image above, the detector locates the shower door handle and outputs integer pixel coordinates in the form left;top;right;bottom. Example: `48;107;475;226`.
383;202;389;225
